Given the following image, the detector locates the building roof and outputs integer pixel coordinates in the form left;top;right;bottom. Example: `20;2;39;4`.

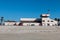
5;20;16;22
41;14;50;17
20;18;37;21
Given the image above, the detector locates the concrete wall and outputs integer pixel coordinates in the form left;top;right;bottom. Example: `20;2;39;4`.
0;26;58;33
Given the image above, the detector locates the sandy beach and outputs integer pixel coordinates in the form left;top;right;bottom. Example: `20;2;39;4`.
0;26;60;40
0;32;60;40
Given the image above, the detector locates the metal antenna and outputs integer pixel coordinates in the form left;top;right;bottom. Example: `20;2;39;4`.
48;9;50;14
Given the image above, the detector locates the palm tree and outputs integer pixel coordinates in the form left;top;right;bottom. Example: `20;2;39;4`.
1;17;4;25
58;19;60;26
54;18;58;21
55;18;60;26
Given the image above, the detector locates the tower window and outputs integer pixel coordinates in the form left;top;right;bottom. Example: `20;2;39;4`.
48;20;49;22
51;21;53;22
47;24;50;26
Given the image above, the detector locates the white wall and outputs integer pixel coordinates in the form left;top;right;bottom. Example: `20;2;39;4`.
42;18;58;26
23;23;40;26
5;22;16;26
5;22;20;26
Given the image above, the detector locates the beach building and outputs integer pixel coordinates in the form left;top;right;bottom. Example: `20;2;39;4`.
4;20;16;26
20;14;58;26
41;14;58;26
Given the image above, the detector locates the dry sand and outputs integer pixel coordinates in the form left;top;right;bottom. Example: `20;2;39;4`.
0;32;60;40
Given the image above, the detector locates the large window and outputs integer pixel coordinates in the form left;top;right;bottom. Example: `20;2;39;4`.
42;20;45;22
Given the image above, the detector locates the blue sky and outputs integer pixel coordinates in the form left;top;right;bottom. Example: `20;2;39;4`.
0;0;60;21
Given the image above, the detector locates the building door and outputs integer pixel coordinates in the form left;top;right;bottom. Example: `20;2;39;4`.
47;24;50;26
